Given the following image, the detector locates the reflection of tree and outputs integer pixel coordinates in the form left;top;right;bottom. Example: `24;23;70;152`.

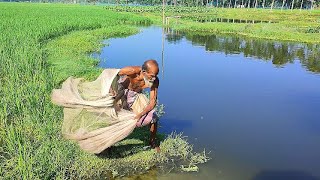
179;32;320;73
299;44;320;73
165;29;184;44
271;43;295;66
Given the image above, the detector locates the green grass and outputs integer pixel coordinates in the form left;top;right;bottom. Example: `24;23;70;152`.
46;26;140;83
106;6;320;43
0;3;209;179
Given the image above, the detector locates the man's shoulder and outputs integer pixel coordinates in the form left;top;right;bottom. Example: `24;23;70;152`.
119;66;141;76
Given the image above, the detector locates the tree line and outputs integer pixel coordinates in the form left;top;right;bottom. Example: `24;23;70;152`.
2;0;319;9
166;31;320;72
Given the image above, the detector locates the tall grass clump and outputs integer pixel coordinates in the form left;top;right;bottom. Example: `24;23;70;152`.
0;2;209;179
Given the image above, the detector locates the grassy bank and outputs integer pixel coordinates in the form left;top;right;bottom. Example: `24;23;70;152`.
0;3;208;179
106;6;320;43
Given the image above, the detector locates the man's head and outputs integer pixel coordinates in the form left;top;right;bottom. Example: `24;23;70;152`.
141;59;159;87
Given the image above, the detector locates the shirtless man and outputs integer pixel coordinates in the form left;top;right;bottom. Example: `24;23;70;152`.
113;59;160;150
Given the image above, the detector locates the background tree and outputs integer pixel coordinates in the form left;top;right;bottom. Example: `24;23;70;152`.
300;0;303;11
281;0;286;10
291;0;295;10
271;0;275;9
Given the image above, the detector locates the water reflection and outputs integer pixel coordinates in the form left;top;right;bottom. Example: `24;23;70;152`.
97;26;320;180
253;170;320;180
165;29;320;73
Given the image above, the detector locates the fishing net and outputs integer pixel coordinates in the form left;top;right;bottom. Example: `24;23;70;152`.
51;69;149;154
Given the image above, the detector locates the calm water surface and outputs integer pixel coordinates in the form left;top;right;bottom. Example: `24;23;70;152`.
95;26;320;180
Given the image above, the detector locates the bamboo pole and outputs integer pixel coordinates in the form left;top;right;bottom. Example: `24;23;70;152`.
162;0;165;25
161;27;165;78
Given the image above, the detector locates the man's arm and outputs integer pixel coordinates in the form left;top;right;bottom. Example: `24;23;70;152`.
113;81;125;111
135;78;159;120
114;66;139;110
119;66;140;76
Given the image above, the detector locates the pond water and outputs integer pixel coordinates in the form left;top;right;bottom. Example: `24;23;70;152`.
95;26;320;180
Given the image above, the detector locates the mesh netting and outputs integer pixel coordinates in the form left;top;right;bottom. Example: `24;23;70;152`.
51;69;149;154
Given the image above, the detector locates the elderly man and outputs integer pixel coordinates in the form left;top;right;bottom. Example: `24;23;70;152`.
113;59;160;150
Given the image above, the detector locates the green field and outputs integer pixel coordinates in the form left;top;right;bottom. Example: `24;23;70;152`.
1;2;319;179
106;6;320;43
0;3;208;179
